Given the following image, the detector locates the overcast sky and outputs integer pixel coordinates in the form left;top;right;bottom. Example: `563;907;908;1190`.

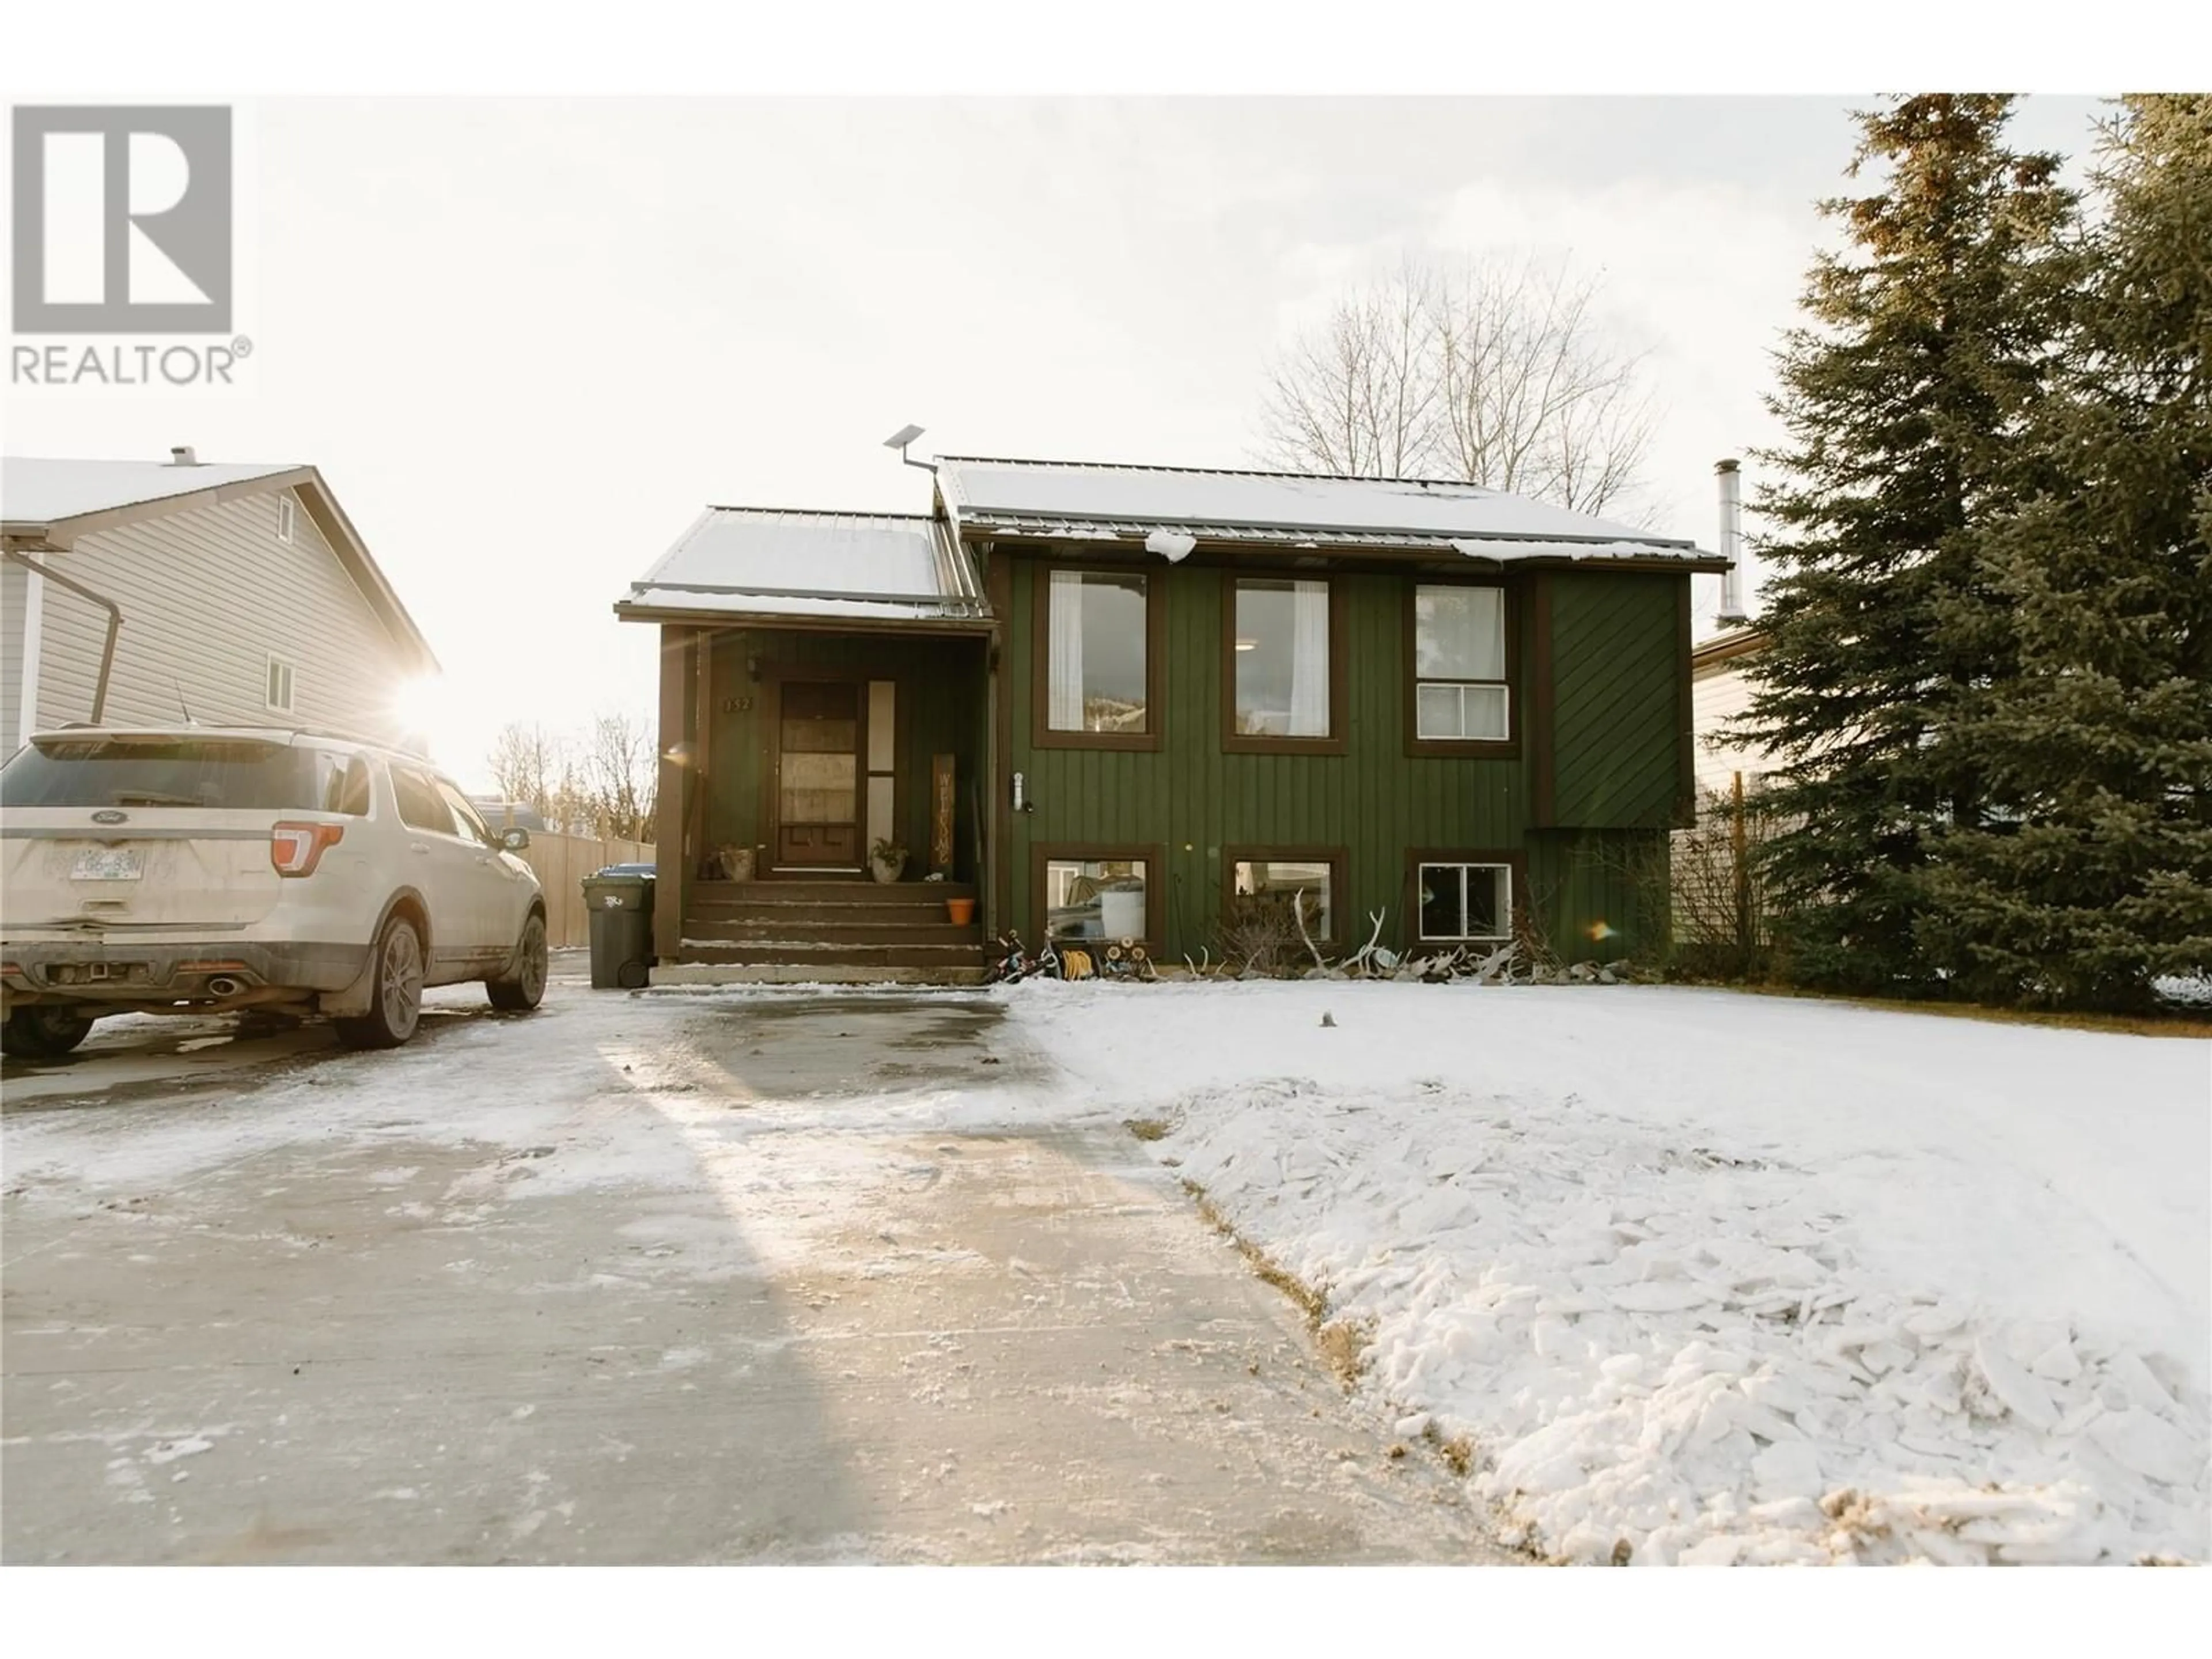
6;94;2109;789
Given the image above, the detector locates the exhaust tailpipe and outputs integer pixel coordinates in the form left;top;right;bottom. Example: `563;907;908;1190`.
206;975;244;998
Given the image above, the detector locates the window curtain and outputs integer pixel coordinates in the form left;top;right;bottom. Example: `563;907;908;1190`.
1287;579;1330;736
1048;571;1085;730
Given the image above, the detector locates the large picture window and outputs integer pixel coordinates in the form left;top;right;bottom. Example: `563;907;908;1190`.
1041;854;1152;942
1046;570;1150;736
1416;861;1513;942
1412;584;1509;744
1227;577;1338;748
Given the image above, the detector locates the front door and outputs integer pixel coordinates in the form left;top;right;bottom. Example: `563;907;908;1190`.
774;679;862;870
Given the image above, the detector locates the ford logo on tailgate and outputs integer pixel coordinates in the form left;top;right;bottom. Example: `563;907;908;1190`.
90;810;128;825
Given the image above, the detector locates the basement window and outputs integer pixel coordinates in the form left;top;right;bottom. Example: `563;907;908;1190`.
1417;862;1512;942
1041;854;1150;942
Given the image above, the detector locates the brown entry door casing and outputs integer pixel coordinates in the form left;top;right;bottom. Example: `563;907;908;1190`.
775;680;862;869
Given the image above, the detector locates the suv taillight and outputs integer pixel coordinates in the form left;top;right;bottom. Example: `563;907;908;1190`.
271;821;344;877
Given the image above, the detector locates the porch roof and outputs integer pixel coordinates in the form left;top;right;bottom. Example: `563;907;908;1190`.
935;455;1726;568
616;506;989;627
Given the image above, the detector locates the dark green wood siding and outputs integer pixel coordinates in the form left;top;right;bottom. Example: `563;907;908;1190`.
1003;555;1684;963
1546;571;1685;830
704;629;987;880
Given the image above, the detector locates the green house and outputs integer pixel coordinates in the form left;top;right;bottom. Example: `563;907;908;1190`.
614;456;1725;978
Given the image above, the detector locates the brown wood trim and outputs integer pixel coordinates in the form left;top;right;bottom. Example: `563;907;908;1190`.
1405;846;1531;946
1219;573;1350;756
1028;562;1167;753
1674;576;1697;830
1221;844;1350;945
1402;575;1522;760
654;625;692;957
986;548;1013;937
763;669;871;877
1031;841;1170;951
1531;573;1556;825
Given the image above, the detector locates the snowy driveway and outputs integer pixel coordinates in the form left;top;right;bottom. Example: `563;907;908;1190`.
1;976;1503;1564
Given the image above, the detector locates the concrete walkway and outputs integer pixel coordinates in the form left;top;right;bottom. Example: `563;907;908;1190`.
2;979;1509;1564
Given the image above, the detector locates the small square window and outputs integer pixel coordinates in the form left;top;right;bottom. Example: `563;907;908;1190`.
1417;862;1512;941
276;495;296;544
266;657;296;713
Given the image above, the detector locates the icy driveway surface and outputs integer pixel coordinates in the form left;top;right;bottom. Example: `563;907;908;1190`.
1;980;1504;1565
1007;981;2211;1565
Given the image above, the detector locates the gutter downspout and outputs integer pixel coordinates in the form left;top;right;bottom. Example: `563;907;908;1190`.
3;547;124;725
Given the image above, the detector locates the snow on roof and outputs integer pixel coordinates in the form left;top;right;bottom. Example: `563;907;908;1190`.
1;456;303;527
935;455;1705;555
619;507;988;624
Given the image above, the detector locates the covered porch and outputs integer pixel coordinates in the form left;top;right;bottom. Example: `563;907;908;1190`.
616;507;997;979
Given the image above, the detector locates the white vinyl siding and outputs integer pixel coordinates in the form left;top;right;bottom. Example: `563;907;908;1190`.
32;487;415;741
0;558;28;752
1691;657;1770;800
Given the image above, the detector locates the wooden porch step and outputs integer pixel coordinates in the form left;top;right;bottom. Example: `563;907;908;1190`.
692;880;977;906
670;940;988;970
680;916;983;946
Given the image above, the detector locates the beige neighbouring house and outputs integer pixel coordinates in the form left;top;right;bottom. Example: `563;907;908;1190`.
1;449;437;748
1689;624;1771;804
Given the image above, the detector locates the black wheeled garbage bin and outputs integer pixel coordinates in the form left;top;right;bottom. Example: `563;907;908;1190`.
581;865;656;989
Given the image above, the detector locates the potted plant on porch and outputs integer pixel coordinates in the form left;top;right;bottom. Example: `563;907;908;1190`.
869;838;908;884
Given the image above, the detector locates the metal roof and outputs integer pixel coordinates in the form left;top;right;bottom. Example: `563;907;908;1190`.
934;454;1710;559
2;456;303;528
618;507;988;626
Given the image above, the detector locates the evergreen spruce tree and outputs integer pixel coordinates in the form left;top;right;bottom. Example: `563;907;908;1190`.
1923;97;2212;1012
1737;96;2078;993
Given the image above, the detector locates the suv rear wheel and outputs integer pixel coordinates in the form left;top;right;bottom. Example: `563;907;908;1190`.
487;912;548;1012
1;1007;95;1058
336;913;424;1049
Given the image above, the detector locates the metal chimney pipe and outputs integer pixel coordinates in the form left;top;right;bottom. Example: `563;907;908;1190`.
1715;458;1749;625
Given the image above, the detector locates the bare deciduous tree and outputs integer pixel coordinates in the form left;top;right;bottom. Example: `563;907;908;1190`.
1258;255;1658;517
484;712;658;840
487;722;561;817
578;711;658;842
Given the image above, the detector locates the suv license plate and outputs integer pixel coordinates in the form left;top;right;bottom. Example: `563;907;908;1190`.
71;847;144;881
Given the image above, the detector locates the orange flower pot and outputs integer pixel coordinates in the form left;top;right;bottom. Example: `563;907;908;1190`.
946;897;976;926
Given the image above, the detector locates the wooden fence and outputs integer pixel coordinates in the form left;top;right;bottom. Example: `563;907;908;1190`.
514;833;656;949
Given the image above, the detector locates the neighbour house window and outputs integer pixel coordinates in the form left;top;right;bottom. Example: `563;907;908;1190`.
1229;855;1338;942
1044;570;1152;737
1043;855;1150;942
1412;584;1509;743
276;494;296;544
1418;862;1513;942
265;656;296;713
1229;578;1335;743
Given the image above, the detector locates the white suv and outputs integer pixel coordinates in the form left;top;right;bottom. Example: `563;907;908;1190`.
0;726;548;1057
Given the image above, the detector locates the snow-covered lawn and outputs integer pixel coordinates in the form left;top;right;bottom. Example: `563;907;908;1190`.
1002;980;2211;1565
